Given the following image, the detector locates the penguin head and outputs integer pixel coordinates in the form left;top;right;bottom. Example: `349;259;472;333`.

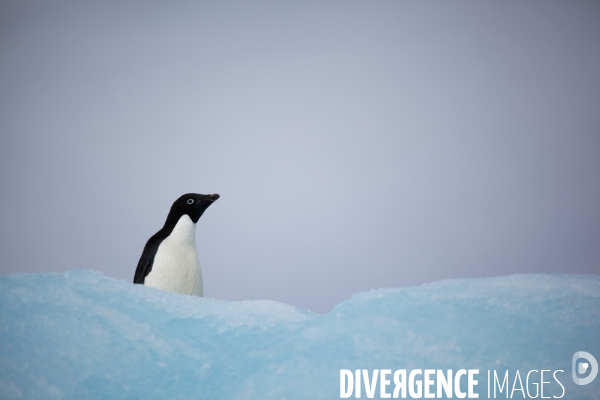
170;193;220;223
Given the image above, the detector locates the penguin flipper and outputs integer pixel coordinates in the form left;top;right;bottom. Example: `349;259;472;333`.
133;235;162;284
133;258;152;284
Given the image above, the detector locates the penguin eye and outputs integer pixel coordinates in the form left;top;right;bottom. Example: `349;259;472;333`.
187;199;194;205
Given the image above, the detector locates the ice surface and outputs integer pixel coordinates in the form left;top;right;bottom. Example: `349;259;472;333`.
1;271;599;399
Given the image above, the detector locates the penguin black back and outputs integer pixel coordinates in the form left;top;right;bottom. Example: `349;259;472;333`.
133;193;219;284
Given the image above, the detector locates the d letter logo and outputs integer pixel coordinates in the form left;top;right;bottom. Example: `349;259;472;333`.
572;351;598;385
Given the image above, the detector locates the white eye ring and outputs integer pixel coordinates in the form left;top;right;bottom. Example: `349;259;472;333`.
187;199;194;205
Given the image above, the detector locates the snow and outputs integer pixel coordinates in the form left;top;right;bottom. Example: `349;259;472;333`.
0;271;599;399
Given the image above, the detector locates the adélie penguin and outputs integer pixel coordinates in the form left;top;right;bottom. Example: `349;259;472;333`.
133;193;220;296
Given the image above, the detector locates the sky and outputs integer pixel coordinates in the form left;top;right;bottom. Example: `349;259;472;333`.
1;1;599;313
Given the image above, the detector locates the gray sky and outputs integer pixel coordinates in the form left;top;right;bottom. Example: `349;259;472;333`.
1;1;599;312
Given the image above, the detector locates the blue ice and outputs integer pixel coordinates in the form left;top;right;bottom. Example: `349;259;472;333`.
1;271;598;399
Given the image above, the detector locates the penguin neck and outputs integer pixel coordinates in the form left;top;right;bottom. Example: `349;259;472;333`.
163;214;197;244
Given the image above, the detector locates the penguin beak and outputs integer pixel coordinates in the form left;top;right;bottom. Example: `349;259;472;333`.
207;194;220;202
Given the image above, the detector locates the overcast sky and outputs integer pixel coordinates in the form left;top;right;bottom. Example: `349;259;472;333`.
1;1;599;312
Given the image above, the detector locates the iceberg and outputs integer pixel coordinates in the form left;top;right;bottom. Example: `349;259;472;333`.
0;271;598;399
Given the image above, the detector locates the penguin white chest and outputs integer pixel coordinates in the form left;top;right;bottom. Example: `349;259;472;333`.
144;214;203;296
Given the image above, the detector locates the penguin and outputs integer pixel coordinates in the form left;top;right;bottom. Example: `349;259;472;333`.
133;193;219;296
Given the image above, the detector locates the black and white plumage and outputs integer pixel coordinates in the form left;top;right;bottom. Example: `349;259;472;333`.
133;193;219;296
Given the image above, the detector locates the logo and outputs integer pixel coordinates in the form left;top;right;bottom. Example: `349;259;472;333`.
572;351;598;385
